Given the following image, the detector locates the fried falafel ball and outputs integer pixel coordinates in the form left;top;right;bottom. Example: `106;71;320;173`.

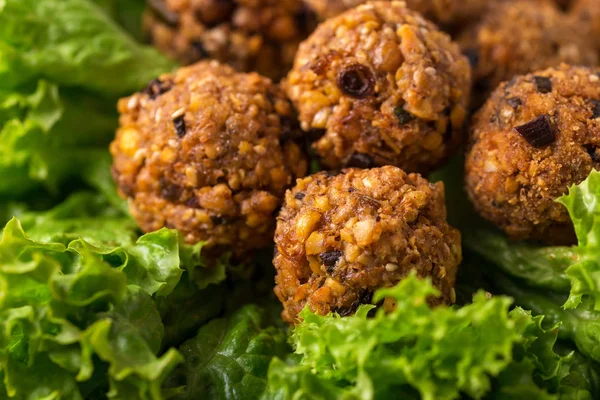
571;0;600;53
285;1;471;174
110;61;308;257
303;0;492;27
465;64;600;245
273;166;462;323
460;0;598;104
143;0;315;81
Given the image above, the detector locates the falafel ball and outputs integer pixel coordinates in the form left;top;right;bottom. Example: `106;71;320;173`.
143;0;315;81
465;64;600;244
110;61;308;256
460;0;598;104
285;1;471;174
303;0;491;27
273;166;462;323
571;0;600;52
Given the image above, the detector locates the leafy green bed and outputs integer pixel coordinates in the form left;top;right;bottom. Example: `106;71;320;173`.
1;1;600;399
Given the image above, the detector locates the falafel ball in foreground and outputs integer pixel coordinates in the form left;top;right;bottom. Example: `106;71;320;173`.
465;64;600;245
273;166;462;323
460;0;598;104
304;0;491;26
110;61;308;256
143;0;315;81
285;1;471;174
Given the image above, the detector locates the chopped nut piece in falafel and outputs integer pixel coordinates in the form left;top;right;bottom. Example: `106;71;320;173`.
465;64;600;244
110;61;308;257
285;1;471;174
144;0;316;81
273;166;462;323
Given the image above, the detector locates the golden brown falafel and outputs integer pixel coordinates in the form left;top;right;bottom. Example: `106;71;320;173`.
465;64;600;244
144;0;315;80
111;61;308;257
274;166;462;323
460;0;598;105
285;1;471;174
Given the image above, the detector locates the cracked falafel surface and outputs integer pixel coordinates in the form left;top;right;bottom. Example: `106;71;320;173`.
110;61;308;257
465;64;600;244
273;166;462;323
285;1;471;174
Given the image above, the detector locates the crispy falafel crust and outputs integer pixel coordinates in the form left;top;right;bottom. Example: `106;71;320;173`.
110;61;308;256
285;1;471;174
273;166;462;323
465;64;600;244
460;0;598;102
144;0;315;81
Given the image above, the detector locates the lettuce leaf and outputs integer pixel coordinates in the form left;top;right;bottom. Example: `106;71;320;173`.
157;275;227;352
464;170;600;312
166;305;290;400
92;0;148;41
0;218;185;399
0;182;244;399
0;0;176;204
265;274;572;400
0;0;174;95
556;171;600;310
484;267;600;367
464;229;575;293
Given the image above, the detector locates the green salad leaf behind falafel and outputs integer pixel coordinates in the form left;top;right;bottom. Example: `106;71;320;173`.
557;171;600;310
0;0;174;95
0;0;176;208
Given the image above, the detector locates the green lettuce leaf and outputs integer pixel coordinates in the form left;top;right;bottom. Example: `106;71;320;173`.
556;171;600;310
558;346;600;400
14;191;136;245
464;170;600;312
0;0;176;204
0;181;243;399
464;229;575;293
0;216;187;399
167;305;290;400
92;0;148;41
0;0;174;95
265;274;571;400
156;275;227;352
482;266;600;373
